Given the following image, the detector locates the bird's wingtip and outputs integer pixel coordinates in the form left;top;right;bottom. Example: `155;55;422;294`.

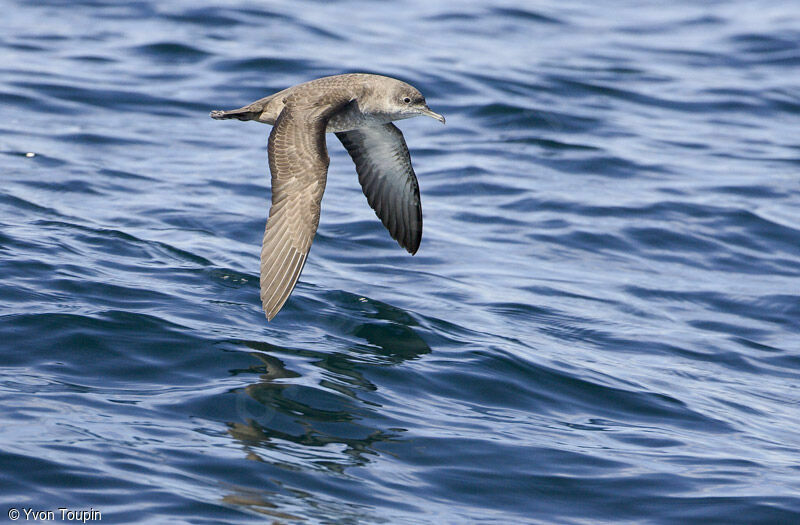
264;306;276;321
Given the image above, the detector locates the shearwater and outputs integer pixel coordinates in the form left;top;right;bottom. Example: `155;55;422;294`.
211;73;445;320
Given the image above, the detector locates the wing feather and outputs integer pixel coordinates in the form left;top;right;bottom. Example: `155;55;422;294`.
335;123;423;254
259;96;350;320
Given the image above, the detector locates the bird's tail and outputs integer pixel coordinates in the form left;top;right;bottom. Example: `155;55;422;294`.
209;108;258;121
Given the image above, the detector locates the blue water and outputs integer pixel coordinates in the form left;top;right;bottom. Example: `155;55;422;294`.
2;0;800;523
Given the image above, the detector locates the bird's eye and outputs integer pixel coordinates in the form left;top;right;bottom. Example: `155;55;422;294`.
403;97;411;104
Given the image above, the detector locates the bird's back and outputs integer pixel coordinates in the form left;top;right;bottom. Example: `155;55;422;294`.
211;74;400;129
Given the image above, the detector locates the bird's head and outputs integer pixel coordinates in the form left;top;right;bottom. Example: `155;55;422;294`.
392;84;446;124
365;78;446;124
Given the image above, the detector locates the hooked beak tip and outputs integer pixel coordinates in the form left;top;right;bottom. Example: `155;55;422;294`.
421;106;446;125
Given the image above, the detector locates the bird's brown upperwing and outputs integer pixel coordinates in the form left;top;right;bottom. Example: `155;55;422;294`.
260;95;351;320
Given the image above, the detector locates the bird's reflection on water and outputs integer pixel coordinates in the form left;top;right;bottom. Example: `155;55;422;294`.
219;300;432;517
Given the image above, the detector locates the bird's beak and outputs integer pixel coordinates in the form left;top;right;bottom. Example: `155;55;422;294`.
419;106;446;124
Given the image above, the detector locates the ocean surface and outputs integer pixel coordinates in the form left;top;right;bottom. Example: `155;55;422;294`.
2;0;799;523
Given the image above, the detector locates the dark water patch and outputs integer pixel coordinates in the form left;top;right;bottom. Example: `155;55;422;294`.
163;7;245;27
1;310;215;384
523;285;616;304
538;152;670;178
422;71;482;99
469;102;601;133
78;1;158;21
618;14;725;35
611;433;684;448
731;337;784;354
489;7;564;25
57;132;156;147
97;167;157;182
425;177;517;197
689;320;772;342
142;208;218;235
714;396;766;417
131;42;211;63
651;340;783;376
296;21;346;43
423;12;476;23
730;210;800;255
625;44;739;69
0;449;148;506
10;81;209;115
729;32;800;55
658;138;710;150
0;90;36;106
551;76;765;114
508;136;601;151
684;14;727;26
352;321;431;361
22;179;104;195
207;178;268;196
625;226;721;253
711;184;787;198
11;32;69;42
431;348;734;433
401;440;639;516
212;56;317;74
753;353;800;378
3;41;48;52
708;252;800;277
625;287;800;329
463;70;550;97
66;54;118;64
657;496;800;524
454;210;526;227
764;89;800;114
0;193;68;219
500;197;727;220
47;276;177;311
34;219;215;267
555;229;634;253
216;6;292;23
0;86;80;116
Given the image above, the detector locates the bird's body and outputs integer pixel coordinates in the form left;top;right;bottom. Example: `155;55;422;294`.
211;73;444;320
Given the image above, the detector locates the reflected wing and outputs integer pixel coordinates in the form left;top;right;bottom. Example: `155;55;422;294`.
336;123;422;254
260;101;342;320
